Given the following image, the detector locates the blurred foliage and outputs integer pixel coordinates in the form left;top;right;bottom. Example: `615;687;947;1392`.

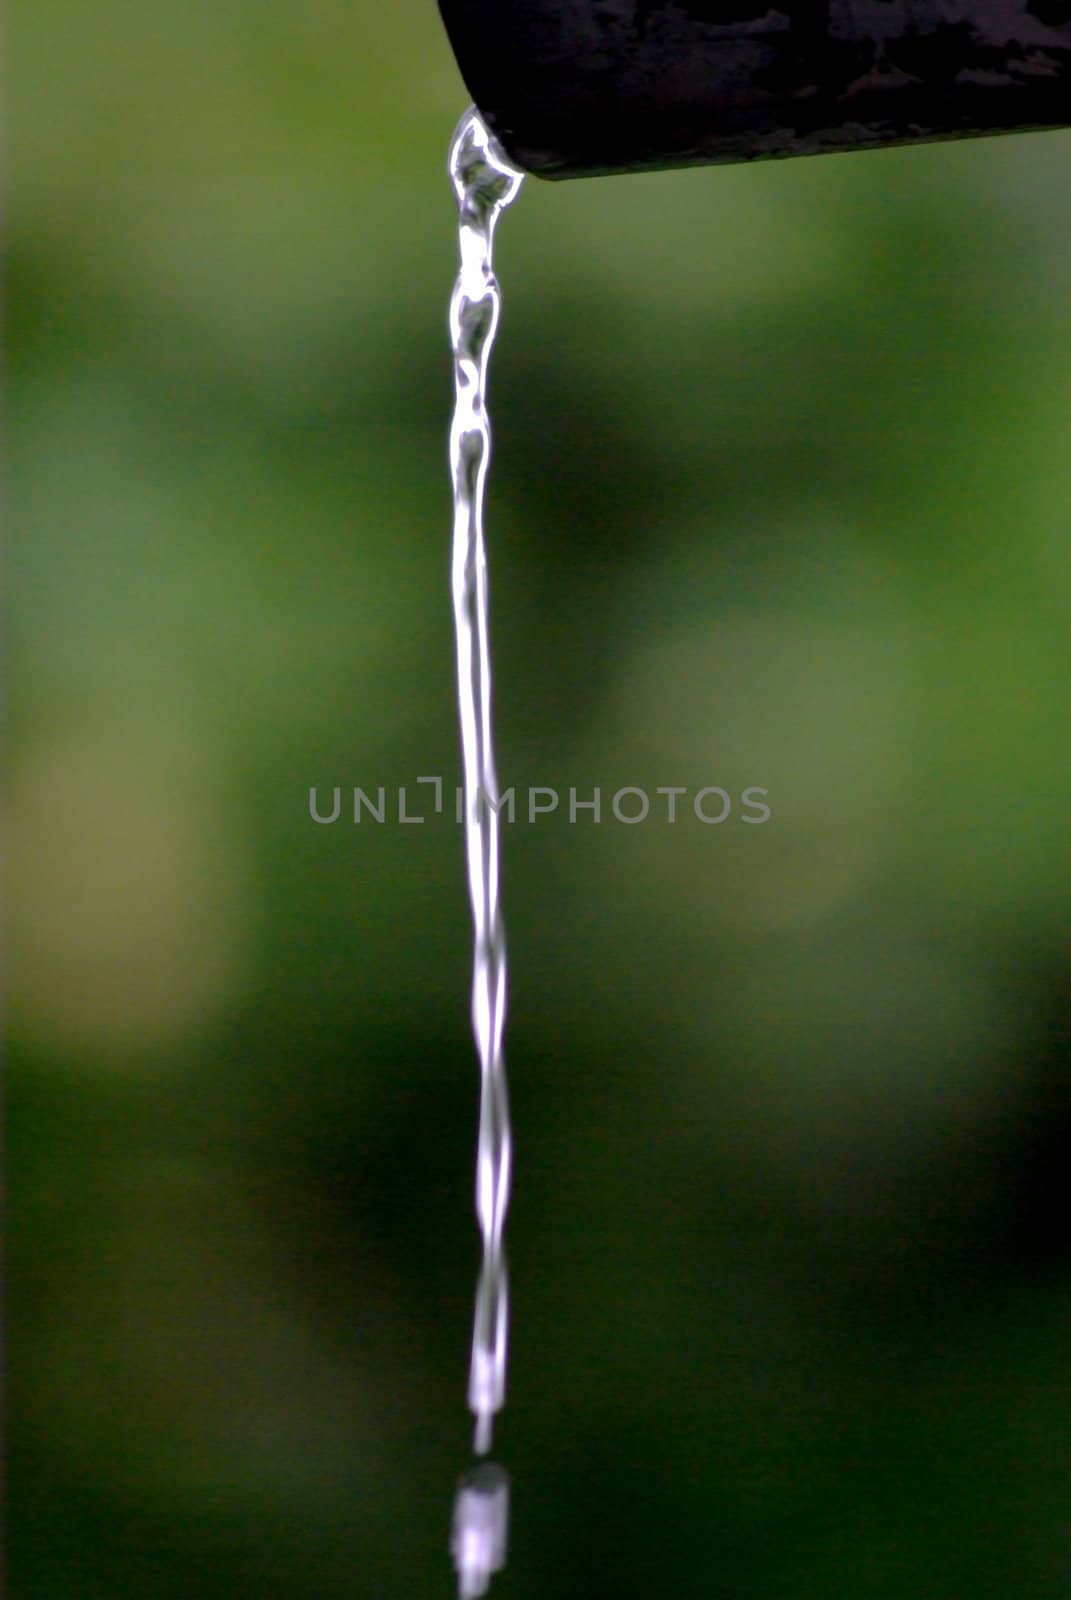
11;1;1071;1595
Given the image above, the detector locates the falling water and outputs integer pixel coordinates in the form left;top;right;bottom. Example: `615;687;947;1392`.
447;107;525;1458
451;1461;511;1600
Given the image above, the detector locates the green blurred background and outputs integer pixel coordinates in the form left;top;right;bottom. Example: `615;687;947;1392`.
11;3;1071;1594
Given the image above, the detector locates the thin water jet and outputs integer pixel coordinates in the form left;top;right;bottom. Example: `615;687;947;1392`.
447;106;525;1458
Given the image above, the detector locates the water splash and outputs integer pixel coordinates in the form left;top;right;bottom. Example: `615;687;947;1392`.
448;107;525;1455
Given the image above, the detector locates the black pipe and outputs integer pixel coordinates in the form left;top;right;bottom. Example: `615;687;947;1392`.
437;0;1071;178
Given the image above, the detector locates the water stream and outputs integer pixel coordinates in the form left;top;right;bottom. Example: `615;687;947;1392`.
447;106;525;1470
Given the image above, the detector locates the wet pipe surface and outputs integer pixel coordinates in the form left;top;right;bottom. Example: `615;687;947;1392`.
438;0;1071;177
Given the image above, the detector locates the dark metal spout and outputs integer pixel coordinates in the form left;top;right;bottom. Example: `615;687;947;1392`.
437;0;1071;178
